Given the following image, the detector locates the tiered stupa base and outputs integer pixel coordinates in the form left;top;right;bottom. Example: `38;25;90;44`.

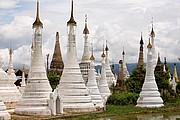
14;78;52;115
0;101;11;120
58;67;96;113
136;76;164;108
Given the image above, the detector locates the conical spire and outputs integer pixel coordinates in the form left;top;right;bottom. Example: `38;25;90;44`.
174;63;179;83
50;32;64;76
67;0;76;26
147;38;152;48
90;43;95;61
122;47;125;56
33;0;43;29
140;32;144;45
150;18;155;37
101;44;106;58
105;40;109;52
83;15;89;34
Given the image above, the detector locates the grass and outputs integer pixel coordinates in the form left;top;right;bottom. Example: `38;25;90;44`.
11;97;180;120
55;97;180;120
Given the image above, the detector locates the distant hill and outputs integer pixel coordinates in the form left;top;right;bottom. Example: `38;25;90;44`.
95;63;180;78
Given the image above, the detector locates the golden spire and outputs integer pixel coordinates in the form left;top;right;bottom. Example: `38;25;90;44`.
9;48;12;55
90;43;95;61
105;40;109;51
147;37;152;48
101;44;106;58
150;17;155;37
83;14;89;34
33;0;43;29
67;0;77;26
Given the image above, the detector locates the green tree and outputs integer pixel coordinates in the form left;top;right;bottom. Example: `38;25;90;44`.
125;65;146;94
47;71;60;90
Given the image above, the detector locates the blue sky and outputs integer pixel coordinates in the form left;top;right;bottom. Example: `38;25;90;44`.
0;0;180;69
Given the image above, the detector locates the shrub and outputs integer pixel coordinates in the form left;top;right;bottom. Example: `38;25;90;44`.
107;92;139;106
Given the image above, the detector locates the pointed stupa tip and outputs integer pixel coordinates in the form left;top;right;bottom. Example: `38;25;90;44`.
22;65;25;72
90;43;95;61
164;57;167;64
83;15;89;34
101;44;106;58
122;47;125;55
105;40;109;51
9;48;12;55
150;18;155;37
56;32;59;37
90;54;95;61
67;0;77;26
33;0;43;29
147;38;152;48
140;32;144;45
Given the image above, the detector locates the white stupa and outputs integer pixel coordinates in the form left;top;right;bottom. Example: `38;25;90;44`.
7;48;17;83
136;39;164;108
79;15;91;84
98;46;111;101
0;99;11;120
19;66;26;94
0;51;21;109
121;48;130;81
171;63;178;92
150;21;157;69
15;0;52;115
105;42;116;87
56;0;95;113
87;48;103;107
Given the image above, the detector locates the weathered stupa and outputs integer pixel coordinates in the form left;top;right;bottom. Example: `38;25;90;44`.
98;46;111;100
15;0;52;115
114;60;126;92
137;33;144;67
0;51;21;108
7;48;17;83
136;39;164;108
56;0;95;113
105;42;116;87
173;63;179;83
79;15;91;84
171;63;177;92
121;48;129;80
87;48;103;107
50;32;64;76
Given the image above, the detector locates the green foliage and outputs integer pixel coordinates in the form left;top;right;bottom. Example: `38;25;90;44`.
47;71;60;90
176;82;180;94
107;92;139;106
125;65;146;93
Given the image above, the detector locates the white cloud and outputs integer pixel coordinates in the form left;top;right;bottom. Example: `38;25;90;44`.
0;0;180;69
0;0;19;9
